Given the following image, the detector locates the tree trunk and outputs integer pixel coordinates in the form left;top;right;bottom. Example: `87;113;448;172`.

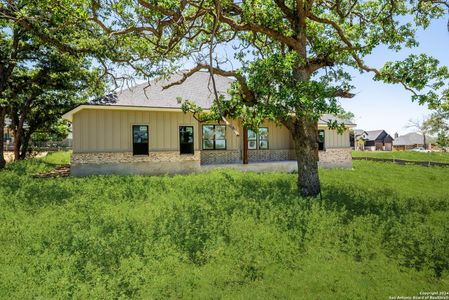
0;108;6;169
13;114;25;161
423;134;427;150
19;130;33;160
291;116;320;197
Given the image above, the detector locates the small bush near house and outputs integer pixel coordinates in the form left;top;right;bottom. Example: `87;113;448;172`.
0;153;448;299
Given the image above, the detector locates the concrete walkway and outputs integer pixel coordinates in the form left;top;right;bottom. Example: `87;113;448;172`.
201;161;298;173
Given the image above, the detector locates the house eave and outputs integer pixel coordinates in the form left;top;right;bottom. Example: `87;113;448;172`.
62;105;357;129
62;104;211;122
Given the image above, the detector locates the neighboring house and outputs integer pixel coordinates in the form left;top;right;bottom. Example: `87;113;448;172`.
351;129;368;151
62;71;356;176
364;130;394;151
393;132;435;150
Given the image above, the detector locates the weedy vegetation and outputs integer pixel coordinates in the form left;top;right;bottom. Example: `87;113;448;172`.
1;152;448;299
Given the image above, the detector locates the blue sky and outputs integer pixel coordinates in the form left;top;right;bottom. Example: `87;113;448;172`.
341;18;449;135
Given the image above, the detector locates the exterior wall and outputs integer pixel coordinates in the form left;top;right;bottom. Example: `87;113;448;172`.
323;128;350;148
72;109;200;153
201;150;241;164
318;148;352;168
71;151;200;176
70;108;353;174
248;149;292;162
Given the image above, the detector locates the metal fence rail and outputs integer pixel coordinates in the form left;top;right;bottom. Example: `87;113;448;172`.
353;156;449;167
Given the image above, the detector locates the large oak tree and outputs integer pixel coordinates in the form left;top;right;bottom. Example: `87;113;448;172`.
80;0;449;196
0;0;107;166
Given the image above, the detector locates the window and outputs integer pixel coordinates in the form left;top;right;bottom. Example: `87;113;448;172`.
179;126;194;154
132;125;149;155
248;129;257;149
3;132;11;143
202;125;226;150
247;127;269;150
318;130;325;151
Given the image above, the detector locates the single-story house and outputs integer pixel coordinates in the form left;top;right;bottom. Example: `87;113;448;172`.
393;132;435;150
363;130;394;151
62;71;355;176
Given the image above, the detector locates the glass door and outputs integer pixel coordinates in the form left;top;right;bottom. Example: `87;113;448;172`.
179;126;194;154
132;125;149;155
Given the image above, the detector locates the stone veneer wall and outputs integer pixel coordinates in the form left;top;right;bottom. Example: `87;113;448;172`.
286;148;352;168
318;148;352;168
200;150;241;165
70;148;351;176
72;151;200;164
248;149;292;162
70;151;201;176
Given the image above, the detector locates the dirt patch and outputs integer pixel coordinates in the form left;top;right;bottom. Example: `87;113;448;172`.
4;151;48;162
32;165;70;178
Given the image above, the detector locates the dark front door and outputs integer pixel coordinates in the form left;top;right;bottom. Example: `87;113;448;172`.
179;126;194;154
132;125;149;155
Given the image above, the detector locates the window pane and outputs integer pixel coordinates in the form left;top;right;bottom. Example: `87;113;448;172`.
215;139;226;149
248;140;257;150
203;125;214;139
259;140;269;149
259;128;268;140
215;126;226;139
180;126;194;154
133;125;148;144
203;139;214;150
247;129;256;140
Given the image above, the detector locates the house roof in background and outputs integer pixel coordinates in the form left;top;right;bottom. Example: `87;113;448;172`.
393;132;436;146
364;130;385;141
354;129;368;136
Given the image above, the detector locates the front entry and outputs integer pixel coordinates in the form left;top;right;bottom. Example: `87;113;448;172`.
132;125;149;155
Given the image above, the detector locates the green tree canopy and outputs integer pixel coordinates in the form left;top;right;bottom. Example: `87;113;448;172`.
0;0;106;164
75;0;449;196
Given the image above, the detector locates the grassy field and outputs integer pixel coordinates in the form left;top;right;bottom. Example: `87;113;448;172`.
1;152;448;299
352;150;449;163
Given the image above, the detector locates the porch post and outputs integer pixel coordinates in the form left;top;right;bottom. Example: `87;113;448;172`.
243;127;248;164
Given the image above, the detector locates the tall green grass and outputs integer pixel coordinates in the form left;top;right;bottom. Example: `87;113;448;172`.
0;154;448;299
352;150;449;163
